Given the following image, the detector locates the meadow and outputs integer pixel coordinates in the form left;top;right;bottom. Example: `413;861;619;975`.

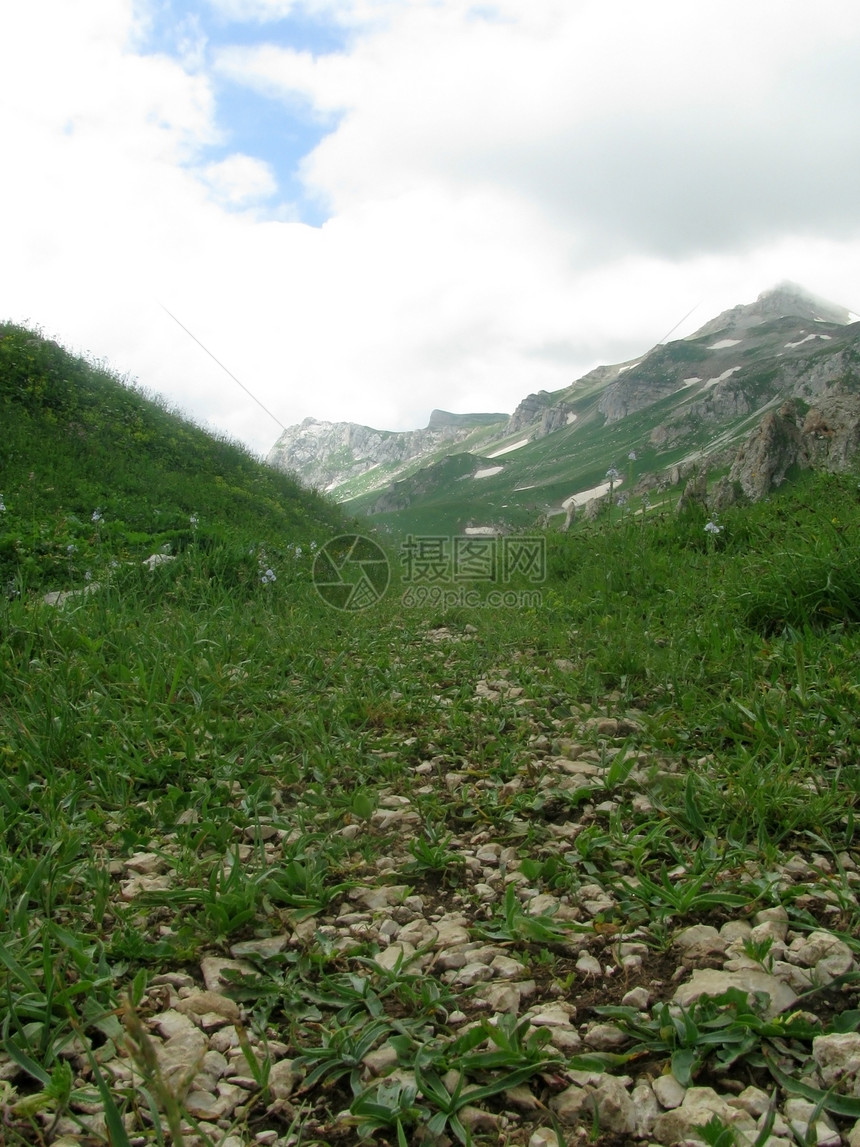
1;324;860;1146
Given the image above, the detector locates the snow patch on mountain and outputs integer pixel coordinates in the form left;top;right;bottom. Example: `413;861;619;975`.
487;438;529;458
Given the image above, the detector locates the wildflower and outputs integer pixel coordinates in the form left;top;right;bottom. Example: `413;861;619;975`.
628;451;637;461
190;514;199;528
84;569;93;581
606;467;620;482
704;521;721;535
67;543;77;554
261;568;276;584
616;493;628;507
91;509;102;524
0;496;6;513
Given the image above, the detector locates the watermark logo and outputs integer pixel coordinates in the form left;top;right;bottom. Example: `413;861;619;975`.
312;534;545;610
400;534;544;609
312;534;390;611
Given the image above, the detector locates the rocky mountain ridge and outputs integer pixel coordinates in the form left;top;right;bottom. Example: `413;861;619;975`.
266;284;860;532
267;410;506;491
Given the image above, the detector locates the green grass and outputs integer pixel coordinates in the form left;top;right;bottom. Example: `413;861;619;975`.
1;324;860;1144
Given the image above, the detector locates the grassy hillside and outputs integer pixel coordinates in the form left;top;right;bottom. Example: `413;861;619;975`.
1;324;860;1146
0;323;345;592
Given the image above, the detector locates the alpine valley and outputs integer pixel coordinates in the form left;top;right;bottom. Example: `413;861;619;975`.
267;283;860;535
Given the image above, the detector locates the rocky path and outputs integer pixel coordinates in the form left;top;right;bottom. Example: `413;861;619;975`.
3;625;859;1147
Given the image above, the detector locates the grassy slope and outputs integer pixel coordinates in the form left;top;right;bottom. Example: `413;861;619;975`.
0;323;346;591
1;325;860;1145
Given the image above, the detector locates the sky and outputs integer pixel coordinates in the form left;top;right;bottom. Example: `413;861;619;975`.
2;0;860;458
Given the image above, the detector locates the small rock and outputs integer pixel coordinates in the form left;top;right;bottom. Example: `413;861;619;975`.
675;924;727;960
583;1023;630;1050
229;935;290;959
199;956;254;993
789;931;855;978
673;968;797;1019
353;884;411;910
459;1105;500;1133
631;1081;660;1134
452;962;493;987
478;983;522;1013
550;1084;589;1123
120;873;172;900
576;952;603;977
528;1003;576;1027
729;1085;773;1118
176;992;241;1024
267;1058;300;1100
363;1045;399;1077
621;986;651;1010
652;1085;757;1145
124;851;167;874
592;1074;637;1135
151;1009;197;1040
529;1129;559;1147
490;954;525;979
373;942;417;971
652;1074;686;1110
813;1031;860;1091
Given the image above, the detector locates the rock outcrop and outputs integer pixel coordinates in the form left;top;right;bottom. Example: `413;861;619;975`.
505;391;576;438
726;394;860;503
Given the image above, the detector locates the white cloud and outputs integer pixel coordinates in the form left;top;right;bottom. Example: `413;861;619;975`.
202;154;278;203
1;0;860;460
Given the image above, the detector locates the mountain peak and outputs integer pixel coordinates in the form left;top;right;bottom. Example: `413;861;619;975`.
690;282;853;340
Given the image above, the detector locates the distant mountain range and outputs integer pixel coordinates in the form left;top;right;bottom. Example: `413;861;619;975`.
267;283;860;535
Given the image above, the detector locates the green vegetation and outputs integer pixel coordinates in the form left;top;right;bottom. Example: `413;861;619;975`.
0;322;344;592
1;325;859;1145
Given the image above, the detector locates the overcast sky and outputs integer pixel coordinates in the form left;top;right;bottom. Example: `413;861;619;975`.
3;0;860;457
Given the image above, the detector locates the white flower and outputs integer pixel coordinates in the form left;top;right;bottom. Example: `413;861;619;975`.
261;569;276;584
190;514;199;527
67;543;77;554
84;569;93;581
704;521;721;535
628;451;637;461
0;497;6;513
606;467;620;482
91;509;102;523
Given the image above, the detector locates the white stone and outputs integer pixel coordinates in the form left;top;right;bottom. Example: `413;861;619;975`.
652;1073;686;1110
529;1127;559;1147
591;1073;637;1134
672;968;797;1019
267;1058;300;1100
621;986;651;1009
453;962;494;987
373;942;417;971
813;1031;860;1092
631;1081;660;1134
583;1023;630;1050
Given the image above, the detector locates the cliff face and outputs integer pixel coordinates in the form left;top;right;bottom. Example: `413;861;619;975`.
506;392;577;438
